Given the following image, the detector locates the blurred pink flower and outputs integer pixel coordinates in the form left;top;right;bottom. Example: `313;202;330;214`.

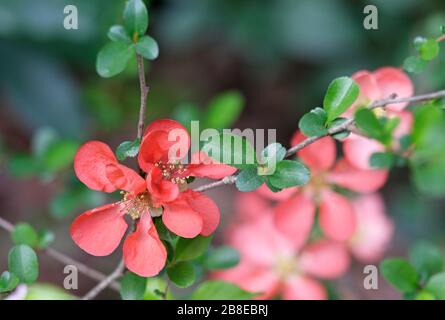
348;193;394;263
343;67;414;170
214;211;350;300
271;131;388;242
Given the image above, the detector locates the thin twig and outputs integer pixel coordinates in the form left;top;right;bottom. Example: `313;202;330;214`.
0;216;119;291
194;89;445;192
82;260;125;300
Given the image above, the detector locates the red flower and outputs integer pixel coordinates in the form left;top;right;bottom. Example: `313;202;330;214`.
70;119;235;277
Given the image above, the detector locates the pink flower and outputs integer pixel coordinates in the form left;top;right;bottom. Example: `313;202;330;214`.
271;131;388;242
214;208;350;300
348;193;394;263
343;67;414;170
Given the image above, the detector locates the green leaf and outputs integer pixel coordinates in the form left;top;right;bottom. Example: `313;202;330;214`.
120;271;147;300
327;117;350;139
235;166;263;192
415;290;436;300
419;38;440;61
413;36;427;51
323;77;359;122
154;218;178;243
203;246;240;270
42;139;79;172
8;245;39;284
354;108;386;143
409;241;444;279
260;143;286;164
380;258;418;293
203;91;244;129
8;154;41;177
425;272;445;299
11;223;39;247
370;152;395;169
96;41;135;78
25;283;76;300
403;56;428;74
0;271;19;293
135;36;159;60
191;280;258;300
412;161;445;197
298;107;328;136
116;138;141;161
175;236;212;262
269;160;310;189
201;133;256;169
107;25;131;42
37;230;55;249
144;277;175;300
123;0;149;37
167;261;196;288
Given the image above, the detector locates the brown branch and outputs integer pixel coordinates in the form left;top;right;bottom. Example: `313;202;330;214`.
82;260;125;300
0;216;119;291
194;89;445;193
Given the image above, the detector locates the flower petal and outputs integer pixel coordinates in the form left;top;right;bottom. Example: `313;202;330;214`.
291;131;336;171
162;196;203;238
138;120;190;171
299;240;350;279
235;191;271;221
105;163;146;195
319;191;356;241
70;202;127;256
343;133;385;170
274;193;315;250
123;214;167;277
186;152;237;179
374;67;414;112
74;141;119;192
282;276;327;300
350;193;394;263
256;183;297;201
146;165;180;204
328;158;388;193
182;190;220;236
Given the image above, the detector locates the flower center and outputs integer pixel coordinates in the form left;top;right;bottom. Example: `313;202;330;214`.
121;191;159;220
154;160;189;184
274;255;298;279
373;107;386;118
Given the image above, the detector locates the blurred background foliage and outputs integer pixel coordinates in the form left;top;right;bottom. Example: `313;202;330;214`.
1;0;445;299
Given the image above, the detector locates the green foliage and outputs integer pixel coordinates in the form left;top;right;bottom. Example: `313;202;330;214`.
298;107;328;136
8;245;39;284
50;186;104;219
116;138;141;161
404;34;441;73
203;91;244;129
25;283;76;300
260;143;286;165
354;108;399;146
323;77;359;123
202;246;240;270
167;261;196;288
425;272;445;299
107;25;132;43
370;152;395;169
268;160;310;189
409;241;444;280
36;230;55;249
11;223;39;247
0;271;19;293
135;36;159;60
144;277;174;300
403;56;428;74
175;236;212;262
380;258;419;293
191;280;258;300
96;41;135;78
235;166;263;192
123;0;149;37
120;271;147;300
419;39;440;61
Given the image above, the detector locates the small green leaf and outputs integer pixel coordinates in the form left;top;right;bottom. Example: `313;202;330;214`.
409;241;444;279
0;271;19;293
11;223;39;247
116;138;141;161
260;143;286;164
354;108;386;143
120;271;147;300
380;258;418;293
203;91;244;129
107;25;131;42
175;236;212;262
37;230;55;249
235;166;263;192
96;41;135;78
135;36;159;60
415;290;436;300
328;117;350;139
42;139;79;172
203;246;240;270
154;218;178;243
123;0;148;37
167;261;196;288
425;272;445;299
8;245;39;284
8;154;41;177
403;56;428;74
413;36;427;51
323;77;359;123
419;38;440;61
370;152;395;169
191;280;258;300
269;160;310;189
144;277;174;300
298;107;328;136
